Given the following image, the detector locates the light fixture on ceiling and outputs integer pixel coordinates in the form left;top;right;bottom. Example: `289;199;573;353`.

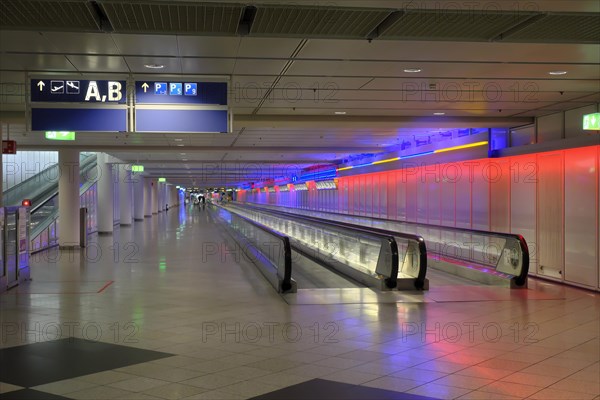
174;138;183;141
144;64;165;69
433;112;445;116
334;111;347;115
548;71;567;75
177;144;184;147
404;68;422;73
182;159;188;161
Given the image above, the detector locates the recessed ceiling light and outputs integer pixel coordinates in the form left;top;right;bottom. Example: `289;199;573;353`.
144;64;164;69
182;159;188;161
433;112;445;116
174;138;183;142
180;153;186;155
334;111;347;115
548;71;567;75
177;144;184;147
404;68;422;73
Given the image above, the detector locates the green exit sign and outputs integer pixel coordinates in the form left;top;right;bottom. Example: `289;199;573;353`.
158;178;166;182
132;165;144;172
583;113;600;130
45;131;76;140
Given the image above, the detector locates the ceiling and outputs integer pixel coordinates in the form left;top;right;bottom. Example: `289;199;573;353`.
0;0;599;187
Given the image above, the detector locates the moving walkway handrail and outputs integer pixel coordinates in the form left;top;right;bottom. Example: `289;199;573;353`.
211;203;293;292
245;203;527;287
228;203;425;290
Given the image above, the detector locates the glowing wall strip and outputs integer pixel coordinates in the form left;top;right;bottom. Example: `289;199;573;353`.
336;141;488;172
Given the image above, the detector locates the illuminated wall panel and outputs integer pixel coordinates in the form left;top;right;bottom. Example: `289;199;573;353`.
428;169;441;226
537;152;564;279
380;174;388;220
509;155;538;275
417;173;428;224
372;174;380;218
405;171;417;223
440;169;456;227
396;171;406;221
365;175;373;217
386;172;397;220
564;147;598;288
471;160;490;231
490;159;510;233
455;162;472;229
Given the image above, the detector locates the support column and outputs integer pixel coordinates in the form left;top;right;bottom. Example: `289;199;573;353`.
58;149;80;247
151;179;158;214
97;153;114;233
119;165;133;225
144;178;152;217
157;182;163;212
133;173;144;221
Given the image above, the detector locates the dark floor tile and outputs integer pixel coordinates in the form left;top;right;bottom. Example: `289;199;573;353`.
250;379;441;400
0;389;73;400
0;338;173;387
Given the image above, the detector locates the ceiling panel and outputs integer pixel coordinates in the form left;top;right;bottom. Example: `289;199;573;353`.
363;78;600;93
111;34;180;56
67;55;129;72
1;54;75;71
177;36;240;57
233;59;288;75
42;32;120;54
275;76;373;91
287;60;600;79
0;30;57;52
297;40;600;64
181;58;235;75
237;37;303;58
124;56;181;73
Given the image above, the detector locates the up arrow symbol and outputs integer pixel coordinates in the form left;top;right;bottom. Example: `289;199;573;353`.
37;81;45;91
141;82;149;93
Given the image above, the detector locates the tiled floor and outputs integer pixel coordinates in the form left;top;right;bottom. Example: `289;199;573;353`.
0;206;598;399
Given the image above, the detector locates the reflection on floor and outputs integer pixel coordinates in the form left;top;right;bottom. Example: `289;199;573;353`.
1;206;598;400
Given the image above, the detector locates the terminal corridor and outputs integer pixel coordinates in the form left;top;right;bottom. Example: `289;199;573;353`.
1;205;598;400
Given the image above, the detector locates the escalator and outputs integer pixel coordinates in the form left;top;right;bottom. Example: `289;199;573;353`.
2;153;99;252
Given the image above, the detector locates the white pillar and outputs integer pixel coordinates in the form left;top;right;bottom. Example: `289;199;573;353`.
157;182;163;212
144;178;152;217
119;165;133;225
97;153;114;233
151;179;158;214
58;149;80;247
133;173;144;220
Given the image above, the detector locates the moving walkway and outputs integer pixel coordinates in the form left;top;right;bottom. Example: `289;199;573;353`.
231;203;529;288
208;202;427;293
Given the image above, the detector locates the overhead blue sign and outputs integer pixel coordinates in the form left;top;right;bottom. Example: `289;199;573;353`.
135;81;227;105
30;79;127;104
32;108;127;132
135;109;228;133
